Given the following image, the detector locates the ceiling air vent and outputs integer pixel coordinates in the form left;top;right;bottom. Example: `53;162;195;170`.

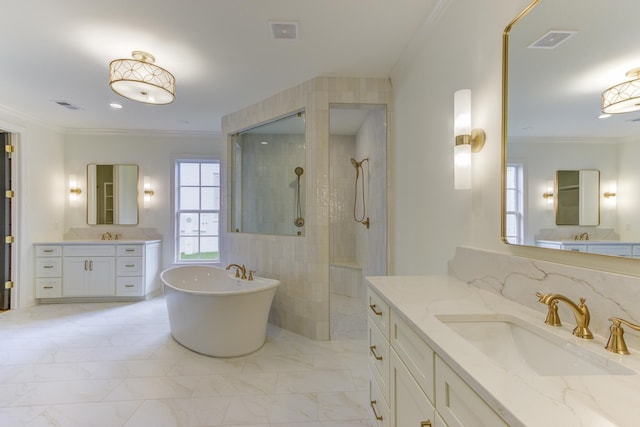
269;21;298;40
529;30;577;49
52;100;81;110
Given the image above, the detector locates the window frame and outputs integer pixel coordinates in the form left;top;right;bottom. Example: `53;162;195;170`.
505;162;525;245
174;159;221;264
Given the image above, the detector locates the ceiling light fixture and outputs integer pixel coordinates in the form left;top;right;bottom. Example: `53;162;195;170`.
109;51;175;105
601;67;640;114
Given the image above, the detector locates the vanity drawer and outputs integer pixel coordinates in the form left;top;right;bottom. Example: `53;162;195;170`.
391;311;435;405
35;245;62;257
368;318;389;399
435;356;508;427
35;278;62;298
587;244;632;257
35;258;62;277
116;257;143;276
63;245;116;257
368;287;390;338
369;377;390;427
116;277;143;296
562;243;586;252
117;245;143;256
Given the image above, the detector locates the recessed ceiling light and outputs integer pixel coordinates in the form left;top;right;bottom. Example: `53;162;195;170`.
269;21;298;40
261;141;269;145
110;103;123;109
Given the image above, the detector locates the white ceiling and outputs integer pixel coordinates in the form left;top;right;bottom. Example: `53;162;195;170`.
0;0;441;134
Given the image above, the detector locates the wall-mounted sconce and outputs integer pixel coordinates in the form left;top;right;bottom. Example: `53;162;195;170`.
69;175;81;201
543;191;554;201
604;191;616;199
143;176;154;205
454;89;486;190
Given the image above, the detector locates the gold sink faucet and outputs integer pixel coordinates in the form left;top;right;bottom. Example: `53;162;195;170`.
536;292;593;339
225;263;247;280
605;317;640;355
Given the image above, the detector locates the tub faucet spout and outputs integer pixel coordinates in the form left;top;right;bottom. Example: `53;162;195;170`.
225;263;247;279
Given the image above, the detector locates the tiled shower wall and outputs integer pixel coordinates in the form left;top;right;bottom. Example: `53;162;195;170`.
221;77;393;340
236;133;305;236
329;134;357;263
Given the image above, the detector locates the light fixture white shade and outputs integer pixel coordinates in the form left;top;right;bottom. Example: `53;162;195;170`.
454;143;471;190
143;176;154;205
454;89;472;137
109;51;175;105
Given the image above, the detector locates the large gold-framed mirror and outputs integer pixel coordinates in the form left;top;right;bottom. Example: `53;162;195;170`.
502;0;640;257
87;164;139;225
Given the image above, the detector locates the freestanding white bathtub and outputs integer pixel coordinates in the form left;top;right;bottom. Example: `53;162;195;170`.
160;265;280;357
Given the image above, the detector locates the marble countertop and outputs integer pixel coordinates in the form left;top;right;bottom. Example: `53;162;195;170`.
35;240;161;245
536;239;640;245
366;275;640;427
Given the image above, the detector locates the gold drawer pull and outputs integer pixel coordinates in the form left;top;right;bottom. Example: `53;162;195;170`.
369;303;383;316
43;265;53;269
370;400;383;421
421;421;432;427
370;345;383;361
125;284;135;288
125;264;135;268
125;249;135;252
43;286;54;289
43;249;54;253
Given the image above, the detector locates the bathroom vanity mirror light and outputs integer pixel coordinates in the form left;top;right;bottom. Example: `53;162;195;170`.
87;164;139;225
501;0;640;256
230;110;306;236
453;89;485;190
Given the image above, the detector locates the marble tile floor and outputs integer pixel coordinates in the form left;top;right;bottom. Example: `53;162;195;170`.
0;296;376;427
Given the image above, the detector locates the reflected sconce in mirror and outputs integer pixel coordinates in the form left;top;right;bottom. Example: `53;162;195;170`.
543;190;554;203
601;67;640;114
454;89;486;190
69;175;81;201
143;176;154;205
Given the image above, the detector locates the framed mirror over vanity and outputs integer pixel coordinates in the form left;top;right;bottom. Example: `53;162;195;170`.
502;0;640;259
87;164;138;225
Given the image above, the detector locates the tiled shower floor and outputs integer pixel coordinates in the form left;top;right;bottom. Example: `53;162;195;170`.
0;296;375;427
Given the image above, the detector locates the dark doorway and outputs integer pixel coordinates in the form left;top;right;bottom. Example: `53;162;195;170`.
0;132;12;310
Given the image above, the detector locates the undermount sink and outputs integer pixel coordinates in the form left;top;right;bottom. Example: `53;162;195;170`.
436;314;635;376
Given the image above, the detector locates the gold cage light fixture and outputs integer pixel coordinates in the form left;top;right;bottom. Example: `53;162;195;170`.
109;51;175;105
601;67;640;114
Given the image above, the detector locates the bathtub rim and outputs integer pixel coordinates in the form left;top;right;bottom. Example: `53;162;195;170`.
160;265;280;296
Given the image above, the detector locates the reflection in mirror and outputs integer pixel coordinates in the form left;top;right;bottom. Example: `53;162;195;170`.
503;0;640;257
230;111;306;236
556;170;599;226
87;164;139;225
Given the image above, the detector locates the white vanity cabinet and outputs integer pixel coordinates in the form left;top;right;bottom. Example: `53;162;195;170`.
368;286;507;427
35;241;161;301
34;245;63;298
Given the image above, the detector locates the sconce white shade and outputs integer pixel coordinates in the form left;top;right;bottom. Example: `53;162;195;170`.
454;143;471;190
69;174;81;201
143;176;154;204
454;89;472;137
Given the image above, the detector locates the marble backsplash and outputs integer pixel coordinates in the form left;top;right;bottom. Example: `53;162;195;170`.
448;246;640;350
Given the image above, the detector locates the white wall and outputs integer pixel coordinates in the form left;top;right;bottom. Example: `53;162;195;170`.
389;0;528;274
0;107;65;309
64;131;220;269
618;141;640;241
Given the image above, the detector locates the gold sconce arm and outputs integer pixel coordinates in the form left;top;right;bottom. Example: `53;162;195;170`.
605;317;640;355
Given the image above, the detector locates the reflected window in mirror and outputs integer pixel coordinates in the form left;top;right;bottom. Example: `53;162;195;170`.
505;163;524;244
